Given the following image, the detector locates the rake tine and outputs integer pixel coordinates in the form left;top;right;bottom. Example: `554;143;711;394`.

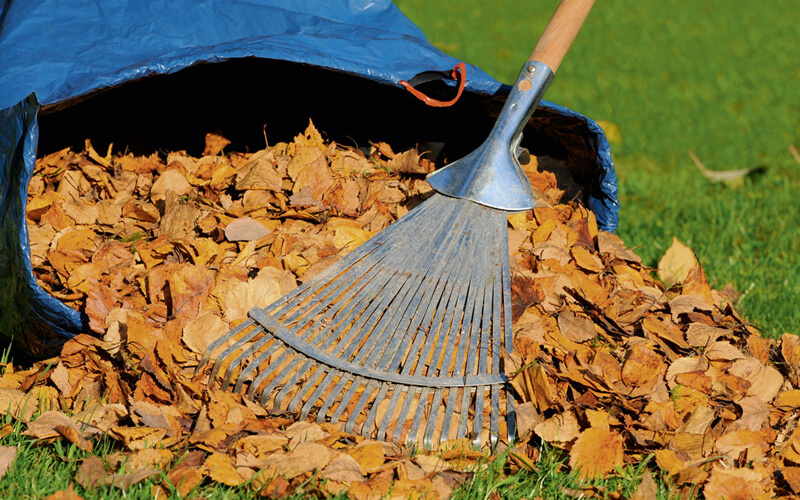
407;386;431;446
300;369;339;421
259;356;305;405
287;364;327;413
204;319;258;378
377;386;405;441
433;226;476;442
294;200;457;361
273;358;314;410
457;387;474;439
344;203;468;369
245;349;294;399
473;386;485;448
490;239;503;448
233;341;281;394
423;388;445;449
274;196;447;326
222;330;275;389
330;376;365;424
490;385;500;448
316;374;352;423
392;386;419;441
500;217;516;443
345;380;379;434
363;383;390;436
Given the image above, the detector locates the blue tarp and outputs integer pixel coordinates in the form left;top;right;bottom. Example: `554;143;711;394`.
0;0;619;357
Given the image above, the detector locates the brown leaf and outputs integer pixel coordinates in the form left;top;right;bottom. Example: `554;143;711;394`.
703;467;772;500
321;453;365;483
183;312;230;355
224;216;272;242
557;310;597;343
75;456;111;490
387;149;429;175
149;169;192;204
264;441;331;479
630;472;658;500
44;483;84;500
203;132;231;156
622;344;664;387
657;237;698;287
534;411;580;446
568;427;625;479
0;445;17;480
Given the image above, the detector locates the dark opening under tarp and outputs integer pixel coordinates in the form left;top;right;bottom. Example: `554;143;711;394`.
0;0;618;358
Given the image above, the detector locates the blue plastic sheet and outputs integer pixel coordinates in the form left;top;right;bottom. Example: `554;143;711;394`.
0;0;619;356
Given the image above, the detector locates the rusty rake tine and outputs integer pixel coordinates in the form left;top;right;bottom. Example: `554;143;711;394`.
273;358;314;410
345;380;379;434
233;341;280;394
300;369;339;421
316;374;352;423
423;388;445;449
363;384;390;436
330;376;365;424
245;349;293;398
392;386;419;441
259;356;304;405
201;318;256;376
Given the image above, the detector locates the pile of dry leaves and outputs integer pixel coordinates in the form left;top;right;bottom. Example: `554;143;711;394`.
3;120;800;499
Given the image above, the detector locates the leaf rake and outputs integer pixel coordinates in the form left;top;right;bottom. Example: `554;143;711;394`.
199;0;595;449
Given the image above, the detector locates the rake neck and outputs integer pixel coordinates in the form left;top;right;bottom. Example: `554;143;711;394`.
426;60;554;212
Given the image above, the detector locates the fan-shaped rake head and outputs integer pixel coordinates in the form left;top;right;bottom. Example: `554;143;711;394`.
198;194;517;449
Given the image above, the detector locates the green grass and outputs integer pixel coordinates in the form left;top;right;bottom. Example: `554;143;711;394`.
394;0;800;338
452;447;682;500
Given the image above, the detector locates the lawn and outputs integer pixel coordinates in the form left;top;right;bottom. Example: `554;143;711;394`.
394;0;800;338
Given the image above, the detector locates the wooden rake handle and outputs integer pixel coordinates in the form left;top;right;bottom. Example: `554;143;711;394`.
529;0;595;73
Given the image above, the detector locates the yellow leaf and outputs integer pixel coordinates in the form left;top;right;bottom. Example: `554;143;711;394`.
568;427;625;479
203;453;245;487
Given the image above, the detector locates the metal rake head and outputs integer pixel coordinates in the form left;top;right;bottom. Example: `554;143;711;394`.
198;194;517;450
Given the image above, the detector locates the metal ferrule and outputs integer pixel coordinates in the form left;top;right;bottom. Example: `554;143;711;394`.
426;60;554;212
